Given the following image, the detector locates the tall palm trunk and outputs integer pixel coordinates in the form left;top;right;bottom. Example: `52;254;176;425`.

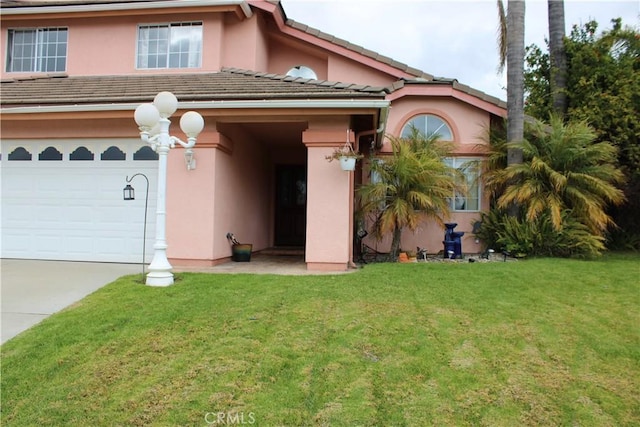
390;223;403;261
548;0;567;117
506;0;525;167
506;0;526;215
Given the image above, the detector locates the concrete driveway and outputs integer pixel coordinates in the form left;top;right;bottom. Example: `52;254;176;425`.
1;259;140;344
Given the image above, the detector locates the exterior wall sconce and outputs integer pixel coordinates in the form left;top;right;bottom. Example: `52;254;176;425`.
133;91;204;286
184;148;196;170
123;173;149;282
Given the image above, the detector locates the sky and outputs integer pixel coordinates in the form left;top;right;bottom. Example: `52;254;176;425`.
280;0;639;100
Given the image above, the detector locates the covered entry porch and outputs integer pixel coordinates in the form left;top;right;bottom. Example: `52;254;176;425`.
165;107;387;272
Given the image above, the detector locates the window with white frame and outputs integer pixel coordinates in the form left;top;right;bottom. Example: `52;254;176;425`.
6;28;68;72
137;22;202;69
445;158;481;211
401;114;453;140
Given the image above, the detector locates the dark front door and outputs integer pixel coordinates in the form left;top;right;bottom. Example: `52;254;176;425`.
275;165;306;247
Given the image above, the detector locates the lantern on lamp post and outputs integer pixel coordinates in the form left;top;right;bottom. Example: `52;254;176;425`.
133;91;204;286
123;173;149;282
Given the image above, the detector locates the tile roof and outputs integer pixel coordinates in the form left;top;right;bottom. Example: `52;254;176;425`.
0;69;388;107
283;19;432;81
396;78;507;109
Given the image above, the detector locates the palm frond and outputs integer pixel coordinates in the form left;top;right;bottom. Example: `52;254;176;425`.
357;131;458;252
497;0;507;73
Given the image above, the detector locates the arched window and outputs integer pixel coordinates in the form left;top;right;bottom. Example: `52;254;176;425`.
401;114;453;140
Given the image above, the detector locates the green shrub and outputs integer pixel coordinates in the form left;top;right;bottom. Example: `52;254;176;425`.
475;209;605;258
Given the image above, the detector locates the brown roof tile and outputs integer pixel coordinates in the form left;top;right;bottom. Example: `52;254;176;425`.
0;69;388;107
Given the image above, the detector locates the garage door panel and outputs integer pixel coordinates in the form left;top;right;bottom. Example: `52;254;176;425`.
2;230;31;254
36;205;65;223
66;236;94;255
98;236;128;255
38;234;64;256
1;140;158;263
4;203;34;224
67;206;94;223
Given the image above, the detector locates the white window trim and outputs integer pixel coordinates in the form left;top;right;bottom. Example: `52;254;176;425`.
401;114;454;141
6;27;68;73
447;157;482;212
135;22;203;70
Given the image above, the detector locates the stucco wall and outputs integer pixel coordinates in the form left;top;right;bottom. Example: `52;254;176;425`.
303;125;354;270
267;37;328;79
165;124;271;265
328;55;396;87
211;124;271;260
166;144;217;263
361;216;484;258
1;12;228;79
385;96;491;151
221;10;266;71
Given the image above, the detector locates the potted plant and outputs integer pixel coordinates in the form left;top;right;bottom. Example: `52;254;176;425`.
226;232;252;262
325;142;364;171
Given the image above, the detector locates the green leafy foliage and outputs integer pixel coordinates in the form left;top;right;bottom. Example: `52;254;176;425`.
357;128;462;260
480;116;624;257
476;209;605;258
523;18;640;248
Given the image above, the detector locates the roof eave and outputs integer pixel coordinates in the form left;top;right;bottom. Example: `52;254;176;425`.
0;0;253;18
0;99;391;115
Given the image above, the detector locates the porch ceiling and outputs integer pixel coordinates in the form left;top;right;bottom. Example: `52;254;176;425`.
237;122;307;148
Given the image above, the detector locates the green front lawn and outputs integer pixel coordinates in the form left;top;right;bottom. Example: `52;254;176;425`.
2;254;639;426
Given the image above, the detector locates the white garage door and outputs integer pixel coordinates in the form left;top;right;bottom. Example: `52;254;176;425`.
1;139;158;263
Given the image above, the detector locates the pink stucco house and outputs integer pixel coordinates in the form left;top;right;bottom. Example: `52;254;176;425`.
0;0;506;271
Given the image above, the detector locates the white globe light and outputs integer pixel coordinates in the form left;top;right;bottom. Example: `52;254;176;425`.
180;111;205;137
134;103;160;128
153;91;178;118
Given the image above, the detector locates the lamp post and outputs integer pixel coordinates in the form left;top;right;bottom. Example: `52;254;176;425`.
134;91;204;286
123;173;149;282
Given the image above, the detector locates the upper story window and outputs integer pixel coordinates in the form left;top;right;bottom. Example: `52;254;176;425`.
401;114;453;141
6;28;68;72
137;22;202;69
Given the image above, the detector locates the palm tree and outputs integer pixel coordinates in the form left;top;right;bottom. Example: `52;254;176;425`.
548;0;567;117
489;116;625;235
497;0;526;215
357;130;461;260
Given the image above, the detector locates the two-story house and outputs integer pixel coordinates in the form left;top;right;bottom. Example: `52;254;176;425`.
0;0;506;271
